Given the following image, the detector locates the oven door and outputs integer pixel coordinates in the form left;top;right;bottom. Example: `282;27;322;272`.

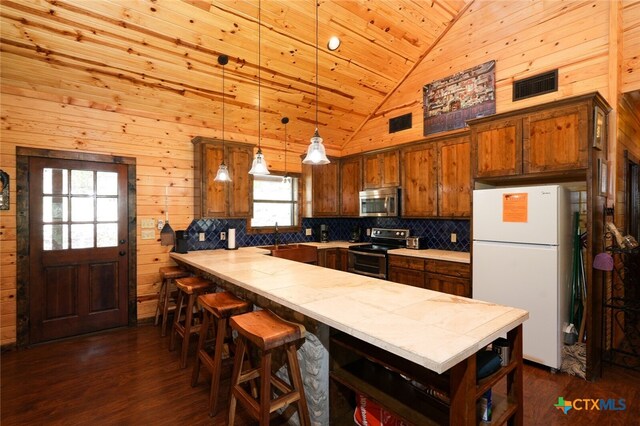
347;250;387;279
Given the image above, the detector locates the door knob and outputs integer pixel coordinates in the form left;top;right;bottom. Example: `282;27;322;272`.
119;251;126;256
119;239;126;244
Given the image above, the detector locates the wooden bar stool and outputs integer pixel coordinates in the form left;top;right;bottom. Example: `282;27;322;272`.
155;266;190;337
169;276;213;368
191;292;252;416
228;310;310;426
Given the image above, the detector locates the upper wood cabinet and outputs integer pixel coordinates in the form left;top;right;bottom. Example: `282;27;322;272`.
192;137;253;218
438;135;471;217
363;150;400;189
302;160;340;217
400;133;471;218
470;117;522;178
339;156;362;216
401;143;437;217
469;93;606;181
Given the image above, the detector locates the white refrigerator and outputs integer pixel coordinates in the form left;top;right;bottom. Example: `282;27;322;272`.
472;185;573;370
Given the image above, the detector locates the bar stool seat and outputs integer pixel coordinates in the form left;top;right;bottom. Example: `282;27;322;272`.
169;276;213;368
228;310;310;426
191;292;252;416
155;266;190;337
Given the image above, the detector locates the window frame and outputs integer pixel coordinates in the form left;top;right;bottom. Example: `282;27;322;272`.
247;172;302;234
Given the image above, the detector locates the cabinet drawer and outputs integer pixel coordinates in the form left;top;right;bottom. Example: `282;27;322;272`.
425;260;470;278
388;255;425;271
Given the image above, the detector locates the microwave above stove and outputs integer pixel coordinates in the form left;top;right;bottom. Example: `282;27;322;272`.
359;187;399;217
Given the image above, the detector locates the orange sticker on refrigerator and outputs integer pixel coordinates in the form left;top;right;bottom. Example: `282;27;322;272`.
502;193;528;222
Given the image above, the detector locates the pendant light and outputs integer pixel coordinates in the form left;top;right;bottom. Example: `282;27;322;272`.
249;0;270;175
214;54;231;182
302;0;330;165
281;117;291;184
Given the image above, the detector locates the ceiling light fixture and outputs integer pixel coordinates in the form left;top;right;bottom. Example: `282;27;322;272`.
327;36;341;51
249;0;270;175
281;117;291;184
214;54;231;182
302;0;330;165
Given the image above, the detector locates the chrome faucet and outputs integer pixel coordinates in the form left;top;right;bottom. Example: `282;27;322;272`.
274;222;280;248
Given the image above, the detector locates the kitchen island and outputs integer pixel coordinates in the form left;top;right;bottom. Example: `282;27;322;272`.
171;247;528;425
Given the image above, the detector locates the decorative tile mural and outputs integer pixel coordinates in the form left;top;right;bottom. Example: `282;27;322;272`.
182;217;470;252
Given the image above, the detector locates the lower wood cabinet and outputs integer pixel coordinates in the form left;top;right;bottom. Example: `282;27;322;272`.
318;248;348;271
388;255;470;297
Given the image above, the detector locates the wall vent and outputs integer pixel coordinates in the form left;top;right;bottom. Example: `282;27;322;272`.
389;113;412;133
513;70;558;101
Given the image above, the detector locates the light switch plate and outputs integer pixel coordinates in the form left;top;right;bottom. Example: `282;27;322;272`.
199;232;205;242
141;229;155;240
305;228;312;236
140;218;155;229
451;233;457;243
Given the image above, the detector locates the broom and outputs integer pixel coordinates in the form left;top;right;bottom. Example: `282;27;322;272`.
160;186;175;246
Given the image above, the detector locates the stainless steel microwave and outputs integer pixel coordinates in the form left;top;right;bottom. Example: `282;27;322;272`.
359;187;399;217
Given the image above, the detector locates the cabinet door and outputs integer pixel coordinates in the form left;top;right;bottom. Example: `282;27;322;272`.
438;137;471;217
313;162;340;216
471;118;522;178
425;273;470;297
227;144;253;217
401;143;437;217
389;267;425;288
318;248;340;270
363;151;399;189
523;104;588;173
340;157;362;216
338;248;348;271
202;144;227;217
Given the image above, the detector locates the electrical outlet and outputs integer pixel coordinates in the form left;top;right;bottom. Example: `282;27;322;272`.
305;228;312;236
366;228;371;236
220;232;226;241
451;233;457;243
198;232;205;242
157;219;164;230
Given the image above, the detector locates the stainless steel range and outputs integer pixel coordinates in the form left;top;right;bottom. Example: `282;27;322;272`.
347;228;409;279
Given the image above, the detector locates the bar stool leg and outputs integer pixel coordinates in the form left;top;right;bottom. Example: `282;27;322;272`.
154;278;166;326
191;308;211;386
169;289;185;352
259;352;272;425
208;317;228;416
228;336;246;426
180;293;197;368
160;279;175;337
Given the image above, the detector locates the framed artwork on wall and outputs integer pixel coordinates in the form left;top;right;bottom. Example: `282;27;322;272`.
422;60;496;135
593;105;606;151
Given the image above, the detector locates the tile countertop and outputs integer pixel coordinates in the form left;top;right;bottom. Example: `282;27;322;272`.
170;248;527;374
388;248;470;264
301;241;366;249
300;241;471;265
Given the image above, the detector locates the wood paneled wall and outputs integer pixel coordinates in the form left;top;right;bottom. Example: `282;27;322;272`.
345;1;615;154
0;90;298;345
615;93;640;231
622;0;640;93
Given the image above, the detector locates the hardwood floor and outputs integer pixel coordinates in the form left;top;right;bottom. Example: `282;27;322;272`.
2;324;639;425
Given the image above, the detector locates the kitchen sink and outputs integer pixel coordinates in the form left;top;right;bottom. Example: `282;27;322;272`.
259;244;318;264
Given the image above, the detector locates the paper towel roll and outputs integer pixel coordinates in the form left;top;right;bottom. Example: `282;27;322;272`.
228;228;236;249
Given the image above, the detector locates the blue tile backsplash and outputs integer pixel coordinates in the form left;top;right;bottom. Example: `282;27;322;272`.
182;216;470;252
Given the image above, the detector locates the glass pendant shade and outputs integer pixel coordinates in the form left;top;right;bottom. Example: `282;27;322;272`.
214;162;231;182
249;149;270;175
302;129;330;164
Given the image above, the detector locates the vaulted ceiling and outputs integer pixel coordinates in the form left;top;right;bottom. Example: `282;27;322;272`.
0;0;472;156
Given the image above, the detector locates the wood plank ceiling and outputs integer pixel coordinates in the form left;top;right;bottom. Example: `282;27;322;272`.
0;0;471;156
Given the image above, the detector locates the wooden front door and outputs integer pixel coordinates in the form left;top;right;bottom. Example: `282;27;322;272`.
28;157;129;344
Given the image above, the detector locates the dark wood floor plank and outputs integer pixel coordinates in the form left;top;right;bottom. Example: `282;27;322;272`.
2;325;639;425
